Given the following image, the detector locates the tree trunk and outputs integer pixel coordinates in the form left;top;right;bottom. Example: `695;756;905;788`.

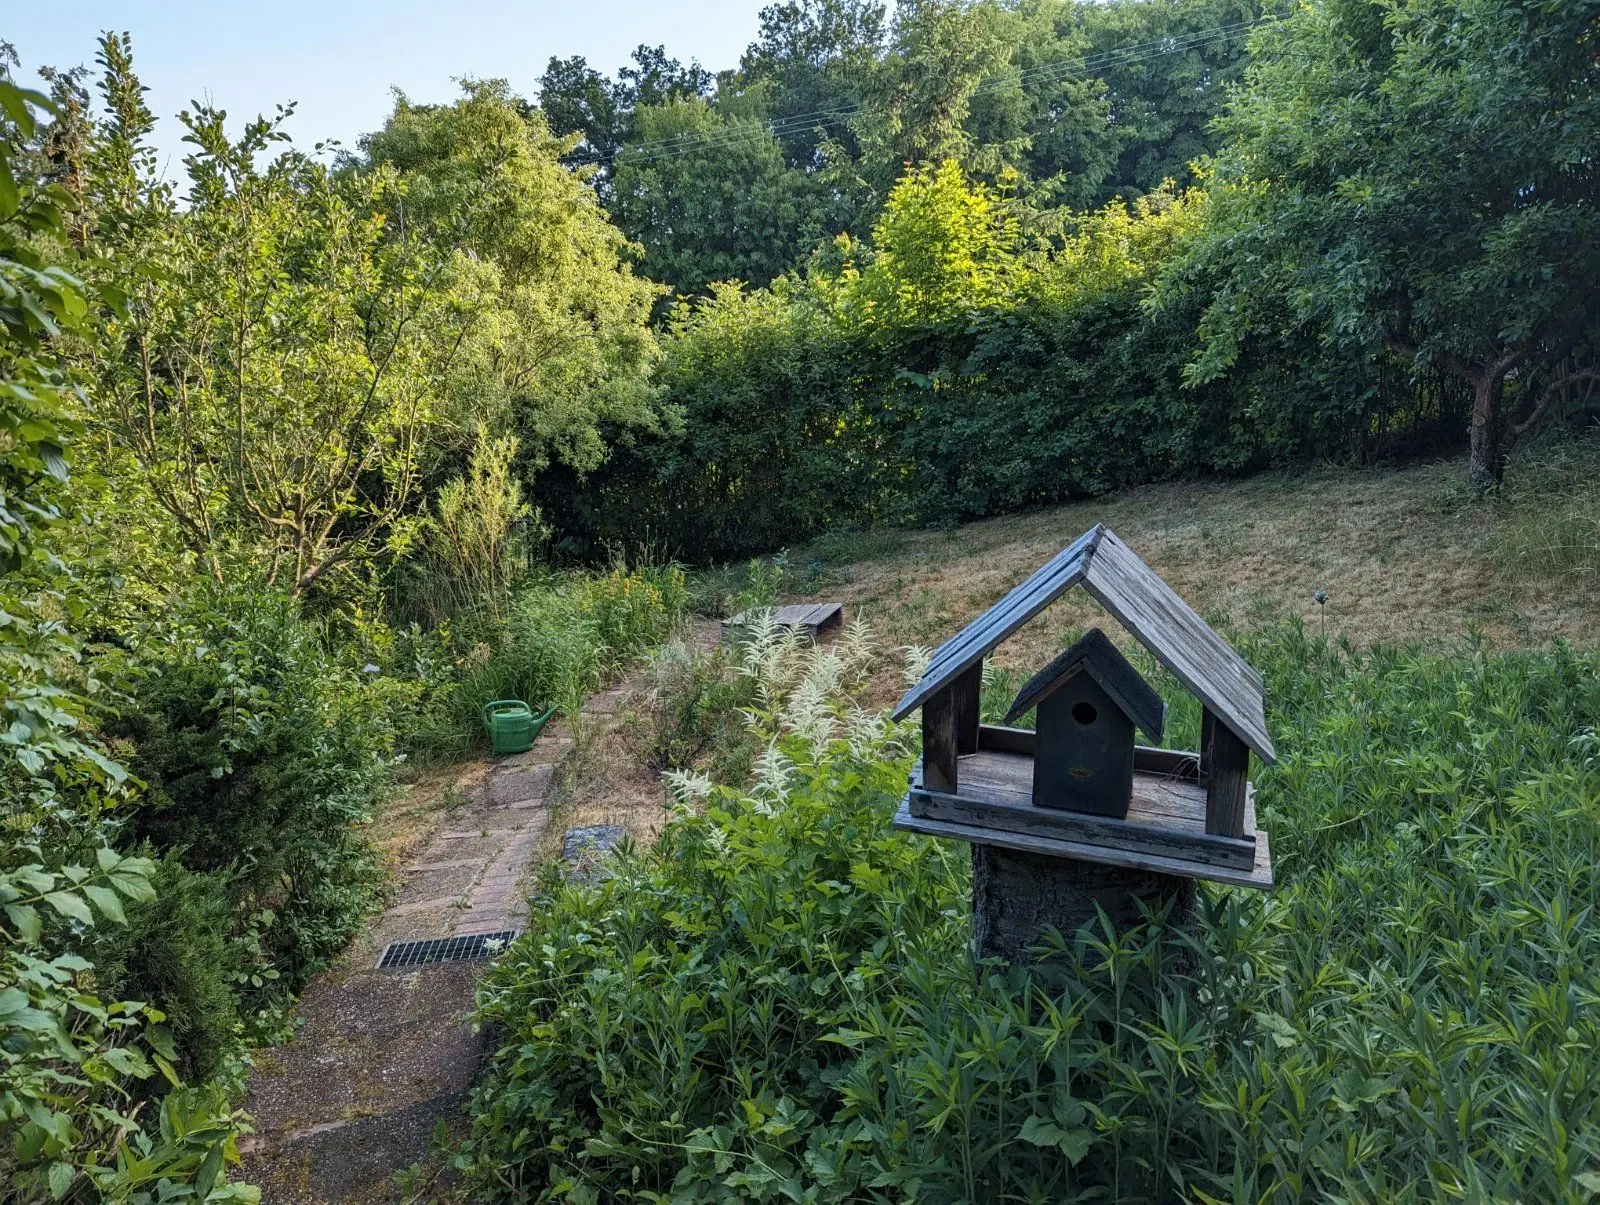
1389;334;1527;494
1466;367;1509;492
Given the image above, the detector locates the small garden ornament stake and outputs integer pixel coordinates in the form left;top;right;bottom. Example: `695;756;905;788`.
892;525;1275;965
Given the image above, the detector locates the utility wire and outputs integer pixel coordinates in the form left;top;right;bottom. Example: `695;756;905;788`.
615;22;1261;163
591;17;1270;167
617;20;1263;161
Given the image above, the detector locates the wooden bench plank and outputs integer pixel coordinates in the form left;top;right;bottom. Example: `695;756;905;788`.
724;602;844;640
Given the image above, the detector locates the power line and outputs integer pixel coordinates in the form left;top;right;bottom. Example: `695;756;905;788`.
619;20;1264;162
593;17;1270;168
616;22;1263;164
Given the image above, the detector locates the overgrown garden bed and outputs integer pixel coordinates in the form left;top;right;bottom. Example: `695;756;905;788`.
461;623;1600;1201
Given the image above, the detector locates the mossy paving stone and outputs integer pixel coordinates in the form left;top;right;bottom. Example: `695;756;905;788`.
495;733;571;766
584;688;628;715
409;827;518;866
244;1092;471;1204
489;761;554;805
391;860;482;908
364;901;467;953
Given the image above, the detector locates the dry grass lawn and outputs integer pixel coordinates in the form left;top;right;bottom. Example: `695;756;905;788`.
783;456;1600;682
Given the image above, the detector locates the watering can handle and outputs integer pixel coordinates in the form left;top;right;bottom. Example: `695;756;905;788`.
483;699;521;723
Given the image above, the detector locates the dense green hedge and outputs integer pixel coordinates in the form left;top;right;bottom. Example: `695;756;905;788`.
544;176;1471;562
463;624;1600;1200
98;581;402;1078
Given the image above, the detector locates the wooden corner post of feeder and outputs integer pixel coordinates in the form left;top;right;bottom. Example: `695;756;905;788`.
891;525;1276;966
920;659;981;793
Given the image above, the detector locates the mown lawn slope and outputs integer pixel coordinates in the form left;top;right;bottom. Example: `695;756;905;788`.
785;449;1600;681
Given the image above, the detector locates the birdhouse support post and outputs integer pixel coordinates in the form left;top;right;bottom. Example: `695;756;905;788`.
1201;708;1250;839
971;844;1195;966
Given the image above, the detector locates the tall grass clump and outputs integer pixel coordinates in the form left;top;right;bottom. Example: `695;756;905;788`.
428;564;688;754
686;556;786;620
461;621;1600;1201
1491;431;1600;582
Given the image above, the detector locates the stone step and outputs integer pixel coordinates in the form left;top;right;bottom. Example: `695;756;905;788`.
489;762;553;805
245;965;481;1137
242;1091;468;1204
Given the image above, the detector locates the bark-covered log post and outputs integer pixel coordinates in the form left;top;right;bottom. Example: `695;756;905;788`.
970;845;1195;966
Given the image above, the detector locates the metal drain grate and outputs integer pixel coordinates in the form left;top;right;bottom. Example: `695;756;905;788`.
376;930;518;970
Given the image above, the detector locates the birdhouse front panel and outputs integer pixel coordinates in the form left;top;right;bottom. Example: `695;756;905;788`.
1033;674;1136;817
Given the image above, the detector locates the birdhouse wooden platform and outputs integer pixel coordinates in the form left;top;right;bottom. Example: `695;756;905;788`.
891;524;1275;892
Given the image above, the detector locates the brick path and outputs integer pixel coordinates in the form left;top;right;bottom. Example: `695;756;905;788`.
238;714;584;1202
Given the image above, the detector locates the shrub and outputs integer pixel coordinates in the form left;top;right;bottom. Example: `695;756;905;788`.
462;623;1600;1201
106;579;396;1006
686;558;787;621
626;641;757;774
429;564;690;755
417;430;546;624
89;857;244;1083
0;79;254;1199
581;565;688;659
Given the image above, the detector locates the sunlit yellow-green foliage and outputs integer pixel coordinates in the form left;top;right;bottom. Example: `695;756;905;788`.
362;80;663;475
426;431;541;621
825;160;1203;329
1035;184;1206;307
88;87;476;594
838;159;1024;330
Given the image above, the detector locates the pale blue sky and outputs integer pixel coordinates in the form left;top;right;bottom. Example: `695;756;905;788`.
8;1;770;171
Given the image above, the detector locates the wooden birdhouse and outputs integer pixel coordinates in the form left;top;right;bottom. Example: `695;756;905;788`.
892;525;1275;902
1004;628;1165;819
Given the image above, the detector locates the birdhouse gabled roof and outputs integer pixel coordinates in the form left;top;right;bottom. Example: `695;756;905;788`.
891;525;1275;762
1003;627;1166;741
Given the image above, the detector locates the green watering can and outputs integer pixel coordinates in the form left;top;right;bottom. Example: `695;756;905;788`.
482;699;555;755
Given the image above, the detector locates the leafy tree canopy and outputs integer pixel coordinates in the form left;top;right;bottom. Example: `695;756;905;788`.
361;79;663;477
1193;0;1600;486
543;0;1267;299
539;44;714;179
611;93;861;299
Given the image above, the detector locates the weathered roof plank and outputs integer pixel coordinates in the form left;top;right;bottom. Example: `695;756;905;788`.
891;526;1101;719
1080;531;1273;761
